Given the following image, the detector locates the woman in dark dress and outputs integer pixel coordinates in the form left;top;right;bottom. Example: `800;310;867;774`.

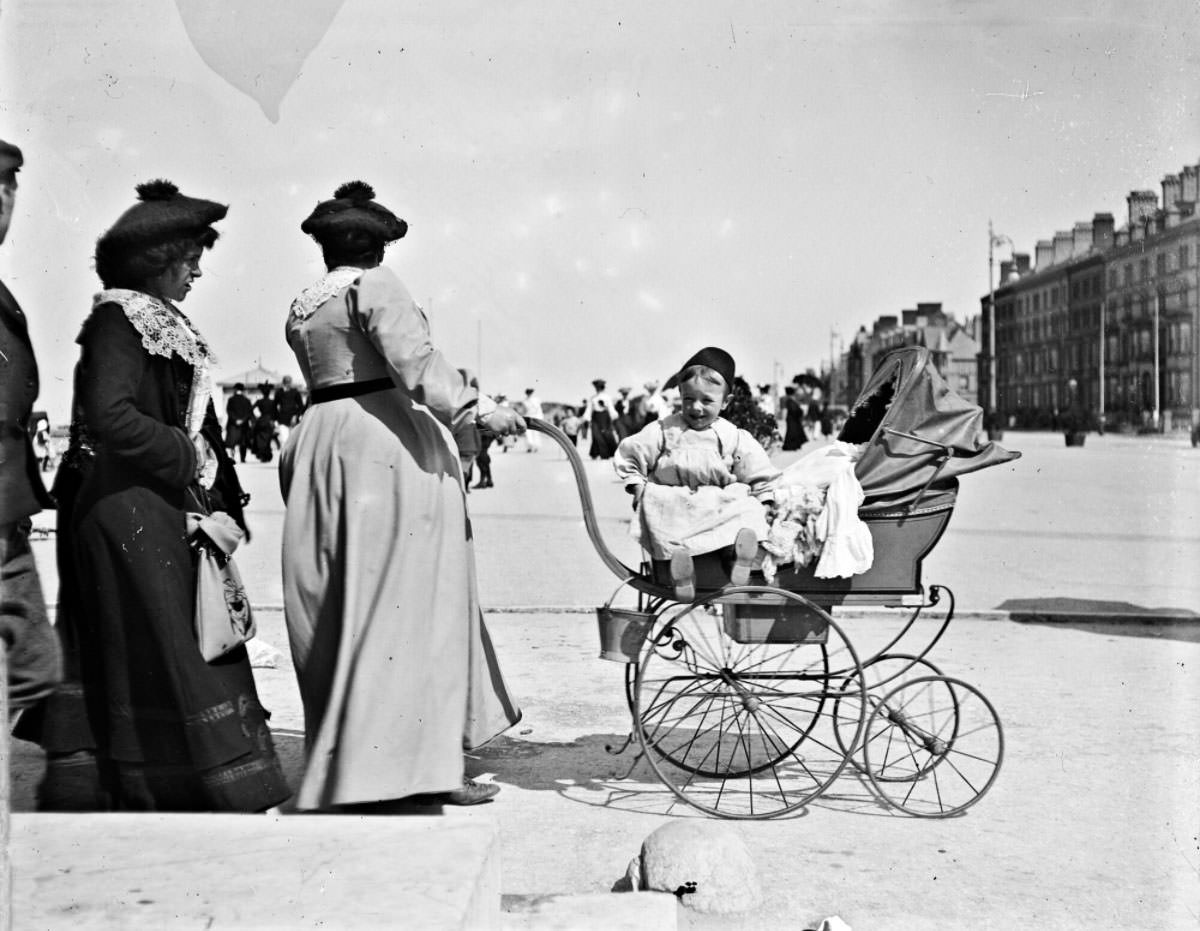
585;378;619;460
18;180;289;811
781;384;807;450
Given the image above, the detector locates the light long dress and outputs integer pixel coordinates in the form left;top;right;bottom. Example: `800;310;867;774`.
280;264;521;811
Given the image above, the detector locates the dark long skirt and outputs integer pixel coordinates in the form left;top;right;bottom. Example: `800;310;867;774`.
589;411;618;459
782;400;807;451
17;474;289;812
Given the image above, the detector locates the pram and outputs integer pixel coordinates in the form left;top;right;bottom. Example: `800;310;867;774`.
526;346;1020;819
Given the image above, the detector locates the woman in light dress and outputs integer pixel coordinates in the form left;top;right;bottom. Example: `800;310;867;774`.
281;182;523;811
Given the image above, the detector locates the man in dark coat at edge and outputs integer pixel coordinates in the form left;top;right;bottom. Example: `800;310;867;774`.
0;138;62;710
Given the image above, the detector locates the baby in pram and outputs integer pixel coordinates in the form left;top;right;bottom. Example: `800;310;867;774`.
613;347;779;599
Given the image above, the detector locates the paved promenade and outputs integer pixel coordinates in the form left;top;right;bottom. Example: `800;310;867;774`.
14;429;1200;928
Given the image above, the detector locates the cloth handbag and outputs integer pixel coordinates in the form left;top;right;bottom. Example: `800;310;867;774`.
187;488;255;662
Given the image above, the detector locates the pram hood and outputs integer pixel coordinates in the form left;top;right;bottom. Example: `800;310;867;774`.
839;346;1020;512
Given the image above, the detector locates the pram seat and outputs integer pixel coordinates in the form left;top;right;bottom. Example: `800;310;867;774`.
646;499;954;605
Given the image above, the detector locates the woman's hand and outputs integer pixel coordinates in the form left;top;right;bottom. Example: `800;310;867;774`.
479;407;526;437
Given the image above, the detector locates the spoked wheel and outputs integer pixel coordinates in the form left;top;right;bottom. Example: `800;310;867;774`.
862;675;1004;818
832;653;944;770
633;588;867;819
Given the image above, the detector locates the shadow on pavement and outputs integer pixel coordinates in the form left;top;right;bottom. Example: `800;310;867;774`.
999;597;1200;643
470;734;902;820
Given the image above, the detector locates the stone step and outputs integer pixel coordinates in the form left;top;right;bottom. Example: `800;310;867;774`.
501;891;677;930
12;813;500;929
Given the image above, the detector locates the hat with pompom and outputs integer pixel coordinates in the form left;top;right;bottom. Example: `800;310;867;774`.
97;179;227;250
301;181;407;243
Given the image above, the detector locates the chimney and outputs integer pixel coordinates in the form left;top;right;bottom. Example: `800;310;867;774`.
1127;190;1158;226
999;260;1014;281
1073;221;1093;254
916;302;942;322
902;308;917;327
1162;174;1182;209
1181;165;1199;204
1035;240;1054;269
1053;230;1074;264
1092;213;1115;251
1014;253;1031;275
873;315;898;335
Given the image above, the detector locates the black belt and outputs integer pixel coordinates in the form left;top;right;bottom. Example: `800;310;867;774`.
310;378;394;405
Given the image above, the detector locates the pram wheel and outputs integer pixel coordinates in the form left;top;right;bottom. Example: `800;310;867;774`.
831;652;944;771
862;675;1004;818
632;587;867;819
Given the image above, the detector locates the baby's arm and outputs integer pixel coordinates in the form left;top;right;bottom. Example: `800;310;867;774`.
613;422;661;503
733;430;782;501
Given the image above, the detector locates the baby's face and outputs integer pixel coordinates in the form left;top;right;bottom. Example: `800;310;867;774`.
678;375;728;430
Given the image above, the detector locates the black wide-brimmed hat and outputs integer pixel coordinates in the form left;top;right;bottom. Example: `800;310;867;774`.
0;139;22;179
591;378;606;390
301;181;407;243
664;346;736;391
96;179;227;252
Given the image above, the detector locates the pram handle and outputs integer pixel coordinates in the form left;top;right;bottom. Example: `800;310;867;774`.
523;417;661;597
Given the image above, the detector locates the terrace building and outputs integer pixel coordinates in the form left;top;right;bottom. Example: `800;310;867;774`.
982;159;1200;431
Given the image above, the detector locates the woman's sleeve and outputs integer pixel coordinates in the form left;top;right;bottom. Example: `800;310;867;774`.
612;421;660;488
349;266;476;429
734;430;781;498
79;303;196;488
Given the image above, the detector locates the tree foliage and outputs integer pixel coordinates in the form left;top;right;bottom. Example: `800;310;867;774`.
723;376;781;450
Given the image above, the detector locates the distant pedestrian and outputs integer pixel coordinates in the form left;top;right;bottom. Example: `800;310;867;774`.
781;385;806;450
585;378;618;459
251;382;277;461
640;380;666;426
615;386;638;439
561;406;582;448
520;387;543;452
224;382;253;462
474;432;495;488
274;373;306;438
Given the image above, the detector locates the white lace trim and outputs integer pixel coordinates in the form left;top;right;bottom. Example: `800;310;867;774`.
94;288;216;446
288;266;363;322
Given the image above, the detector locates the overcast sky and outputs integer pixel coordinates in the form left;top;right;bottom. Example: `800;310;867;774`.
2;0;1197;420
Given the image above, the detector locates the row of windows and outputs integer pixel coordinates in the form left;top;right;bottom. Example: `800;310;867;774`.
999;241;1195;319
1100;322;1193;360
999;284;1190;341
1000;322;1194;377
1103;371;1193;407
1107;242;1194;289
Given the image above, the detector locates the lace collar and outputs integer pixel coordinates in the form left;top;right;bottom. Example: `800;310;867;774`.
93;288;216;367
92;288;216;440
289;266;364;322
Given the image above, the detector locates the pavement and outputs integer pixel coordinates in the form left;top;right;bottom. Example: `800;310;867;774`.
11;430;1200;928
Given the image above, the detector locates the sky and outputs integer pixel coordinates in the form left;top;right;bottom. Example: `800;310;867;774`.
2;0;1198;422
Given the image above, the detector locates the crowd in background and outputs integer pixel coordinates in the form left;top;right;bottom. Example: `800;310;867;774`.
222;376;307;464
472;372;840;464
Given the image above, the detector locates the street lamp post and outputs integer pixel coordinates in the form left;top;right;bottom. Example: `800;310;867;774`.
1098;297;1105;432
988;221;1014;439
1153;289;1161;431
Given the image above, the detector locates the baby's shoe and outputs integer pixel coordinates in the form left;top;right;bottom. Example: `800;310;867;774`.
729;528;758;587
670;551;696;602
